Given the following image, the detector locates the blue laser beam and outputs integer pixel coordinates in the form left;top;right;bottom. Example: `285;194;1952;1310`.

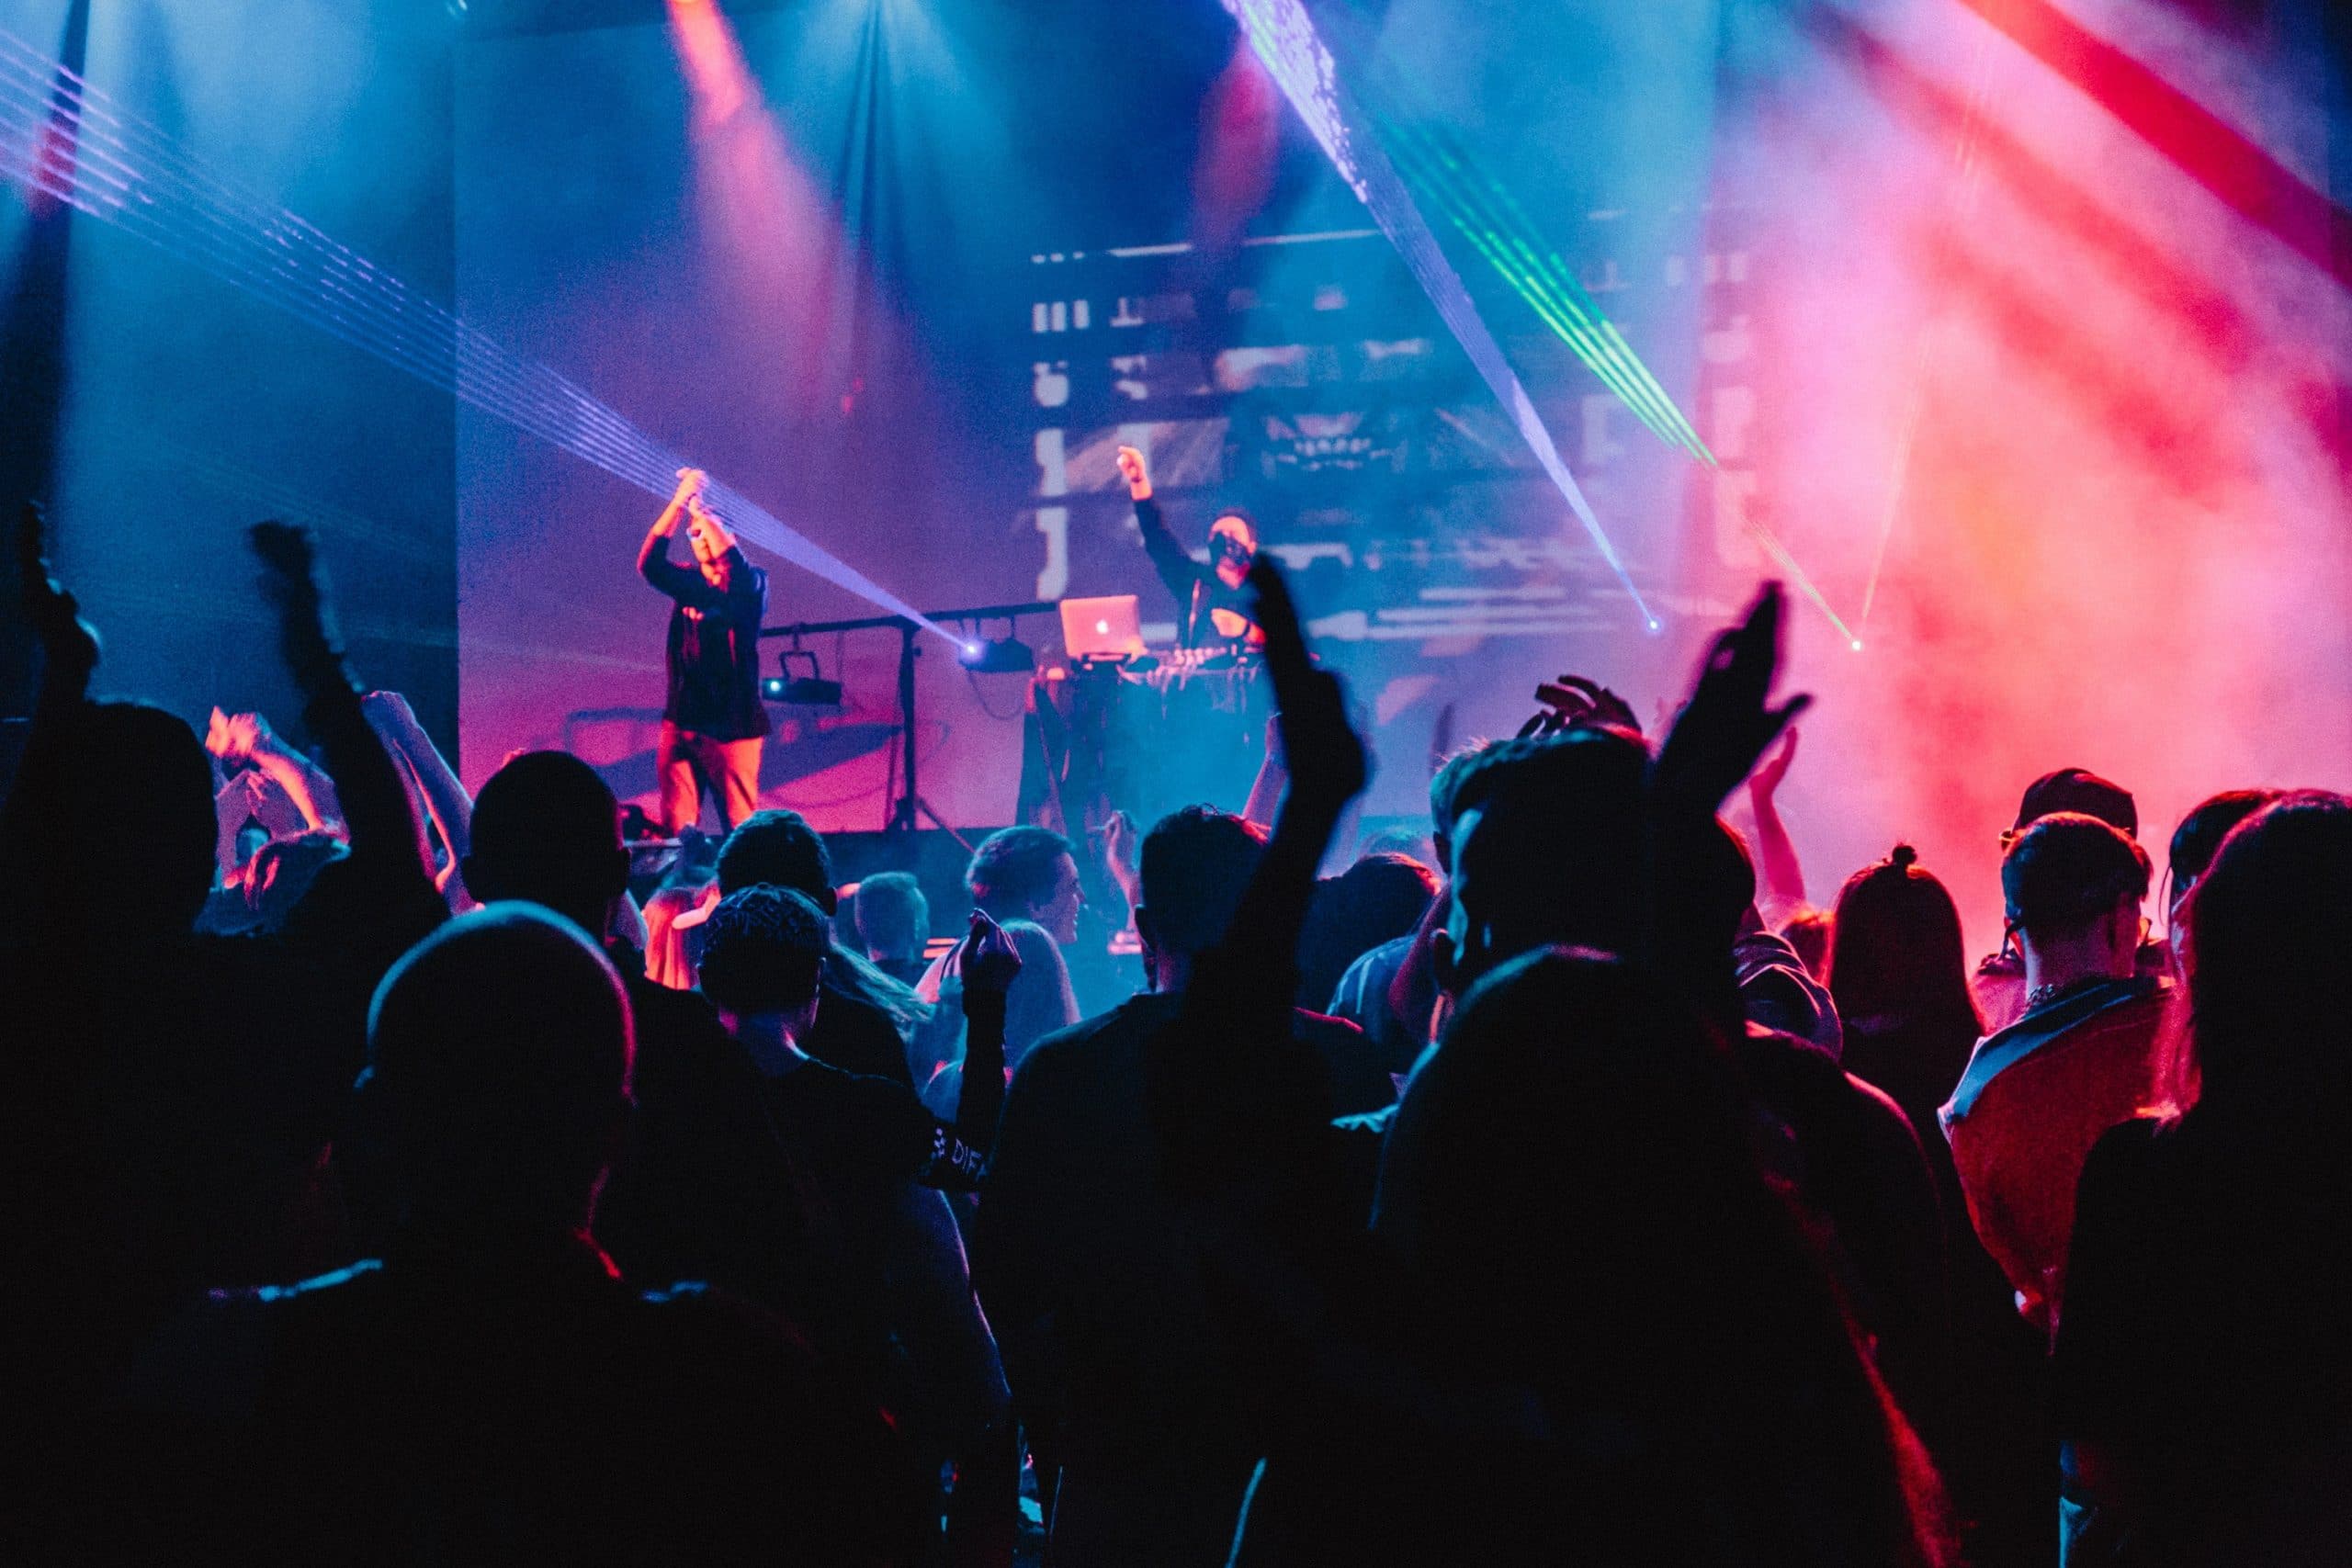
0;29;956;645
1219;0;1658;630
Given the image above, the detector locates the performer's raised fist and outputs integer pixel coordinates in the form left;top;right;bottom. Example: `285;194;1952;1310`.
1114;445;1151;501
673;468;707;499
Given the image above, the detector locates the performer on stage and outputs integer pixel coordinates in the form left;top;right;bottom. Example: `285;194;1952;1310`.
1115;444;1264;651
638;468;770;832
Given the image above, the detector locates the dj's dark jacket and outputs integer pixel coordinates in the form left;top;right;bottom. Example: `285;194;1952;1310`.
642;545;771;741
1134;497;1259;651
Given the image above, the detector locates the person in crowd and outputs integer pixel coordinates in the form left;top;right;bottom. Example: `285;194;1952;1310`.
1833;845;1983;1133
1731;848;1845;1054
1780;903;1833;977
2163;787;2278;940
976;803;1396;1566
112;905;907;1563
4;510;448;1552
1973;769;2152;1032
1324;741;1499;1066
362;688;474;908
1146;570;1952;1564
697;884;1021;1566
638;467;769;833
454;750;814;1316
856;869;933;987
1941;812;2168;1334
916;824;1081;1108
1295;851;1438;1019
673;807;927;1085
2055;793;2352;1564
1114;443;1262;651
1832;844;2050;1567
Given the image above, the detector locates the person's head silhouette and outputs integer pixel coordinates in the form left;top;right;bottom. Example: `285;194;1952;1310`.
463;750;631;938
357;905;634;1240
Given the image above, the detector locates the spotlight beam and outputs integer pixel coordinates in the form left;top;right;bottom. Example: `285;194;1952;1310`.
0;28;957;647
1219;0;1659;629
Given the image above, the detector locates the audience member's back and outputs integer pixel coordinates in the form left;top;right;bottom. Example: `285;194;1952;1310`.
458;752;823;1317
714;808;921;1086
976;805;1394;1567
1295;852;1438;1016
1238;951;1952;1566
110;907;902;1564
2056;794;2352;1563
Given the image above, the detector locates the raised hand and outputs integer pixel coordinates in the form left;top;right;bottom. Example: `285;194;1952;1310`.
1654;582;1811;815
958;908;1024;1000
1114;445;1152;502
1250;556;1366;813
360;690;422;735
207;709;274;764
17;501;100;683
1748;726;1800;802
1102;808;1139;875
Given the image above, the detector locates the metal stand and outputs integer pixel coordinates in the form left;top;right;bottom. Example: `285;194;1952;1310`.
763;599;1057;838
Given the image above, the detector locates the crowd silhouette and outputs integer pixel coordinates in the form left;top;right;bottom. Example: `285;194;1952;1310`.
5;499;2346;1566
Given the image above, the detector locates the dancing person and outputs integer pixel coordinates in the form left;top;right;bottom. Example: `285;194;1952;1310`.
4;510;447;1554
638;468;768;833
1940;813;2167;1334
1114;443;1262;651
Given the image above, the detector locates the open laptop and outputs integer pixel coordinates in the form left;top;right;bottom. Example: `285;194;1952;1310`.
1058;594;1148;661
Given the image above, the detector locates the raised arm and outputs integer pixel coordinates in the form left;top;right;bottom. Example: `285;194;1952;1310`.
208;709;343;832
1116;444;1198;604
1157;558;1368;1190
1649;584;1811;1028
638;468;722;607
363;690;472;902
1745;728;1807;919
248;522;435;916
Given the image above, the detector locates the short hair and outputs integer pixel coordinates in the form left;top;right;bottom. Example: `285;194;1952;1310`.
1429;739;1504;868
2011;767;2136;837
1137;806;1268;955
966;825;1074;917
467;750;625;912
696;885;831;1016
2168;789;2279;895
854;871;930;959
363;905;632;1221
1446;729;1651;959
2002;812;2151;937
718;809;837;912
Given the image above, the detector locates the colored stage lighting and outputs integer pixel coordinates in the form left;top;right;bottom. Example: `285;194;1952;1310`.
1219;0;1658;629
0;27;958;648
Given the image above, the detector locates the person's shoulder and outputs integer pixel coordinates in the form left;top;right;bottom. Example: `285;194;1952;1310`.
1002;919;1069;968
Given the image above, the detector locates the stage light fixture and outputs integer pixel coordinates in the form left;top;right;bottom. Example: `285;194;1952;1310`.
958;634;1035;675
764;647;842;705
